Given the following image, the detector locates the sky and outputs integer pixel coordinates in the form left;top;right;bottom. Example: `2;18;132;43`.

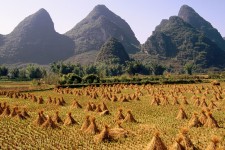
0;0;224;43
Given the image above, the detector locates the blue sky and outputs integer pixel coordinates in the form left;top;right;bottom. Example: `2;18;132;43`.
0;0;224;43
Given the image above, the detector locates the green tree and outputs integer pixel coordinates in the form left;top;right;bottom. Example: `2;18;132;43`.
50;62;61;73
72;64;84;77
184;63;195;75
60;63;75;74
150;63;166;75
64;73;82;84
125;61;150;75
0;66;8;76
18;69;27;79
107;65;123;76
50;62;84;76
9;68;19;79
84;65;97;75
83;74;100;83
26;65;45;79
42;72;60;85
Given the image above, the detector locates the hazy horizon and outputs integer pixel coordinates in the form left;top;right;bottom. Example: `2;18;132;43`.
0;0;224;43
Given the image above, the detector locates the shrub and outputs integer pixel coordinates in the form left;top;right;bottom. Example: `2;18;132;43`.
67;73;82;84
42;73;61;85
83;74;100;84
9;68;19;79
31;79;41;86
150;63;166;75
59;73;82;85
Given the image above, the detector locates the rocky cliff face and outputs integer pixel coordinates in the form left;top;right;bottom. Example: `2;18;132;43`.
178;5;225;50
65;5;140;54
0;8;74;64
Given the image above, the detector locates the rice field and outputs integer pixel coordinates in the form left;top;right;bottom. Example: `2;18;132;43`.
0;81;225;149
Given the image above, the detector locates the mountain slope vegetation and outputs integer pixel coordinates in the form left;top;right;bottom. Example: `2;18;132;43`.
96;37;130;64
65;5;140;55
178;5;225;50
142;16;225;68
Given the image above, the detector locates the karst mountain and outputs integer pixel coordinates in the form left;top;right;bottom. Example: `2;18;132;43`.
0;8;74;64
96;37;130;64
141;5;225;69
178;5;225;50
65;5;140;55
0;4;225;71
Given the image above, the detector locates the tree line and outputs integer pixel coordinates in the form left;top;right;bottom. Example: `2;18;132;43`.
0;61;196;84
50;61;167;77
0;65;46;80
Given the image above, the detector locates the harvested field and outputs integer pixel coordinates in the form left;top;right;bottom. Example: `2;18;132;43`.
0;81;225;149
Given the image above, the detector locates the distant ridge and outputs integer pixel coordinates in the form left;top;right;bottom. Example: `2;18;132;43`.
65;5;140;55
0;8;74;64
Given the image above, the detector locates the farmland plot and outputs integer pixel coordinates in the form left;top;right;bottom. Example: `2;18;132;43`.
0;82;225;149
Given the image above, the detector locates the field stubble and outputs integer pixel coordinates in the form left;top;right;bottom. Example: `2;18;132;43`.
0;82;225;149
